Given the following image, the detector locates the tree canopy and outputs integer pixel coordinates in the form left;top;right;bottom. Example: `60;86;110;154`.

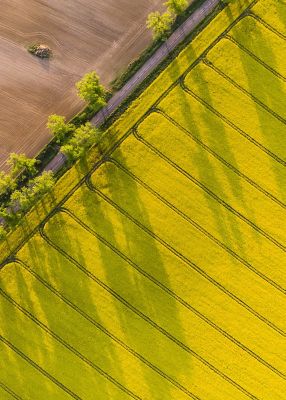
7;153;38;178
0;172;15;197
76;72;106;107
47;115;75;144
9;171;55;213
146;11;173;39
164;0;188;16
61;122;99;162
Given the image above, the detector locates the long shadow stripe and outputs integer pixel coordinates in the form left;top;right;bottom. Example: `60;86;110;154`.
0;289;142;400
40;210;263;400
180;77;286;168
226;35;286;83
84;159;285;379
0;336;82;400
65;204;286;379
135;124;286;252
109;155;285;295
250;12;286;41
8;259;200;400
86;175;285;338
154;87;286;253
0;382;22;400
203;58;286;128
156;108;286;212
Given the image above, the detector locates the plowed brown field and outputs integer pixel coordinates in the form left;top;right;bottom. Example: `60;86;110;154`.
0;0;162;170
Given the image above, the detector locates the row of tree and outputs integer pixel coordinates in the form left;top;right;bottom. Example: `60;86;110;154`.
146;0;237;40
146;0;189;39
0;71;106;239
47;71;105;161
47;116;100;162
0;168;55;239
1;0;233;239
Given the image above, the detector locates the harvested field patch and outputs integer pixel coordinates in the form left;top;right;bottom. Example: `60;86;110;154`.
1;0;286;398
0;0;162;170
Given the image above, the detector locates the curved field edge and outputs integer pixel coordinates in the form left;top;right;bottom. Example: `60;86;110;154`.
0;0;255;266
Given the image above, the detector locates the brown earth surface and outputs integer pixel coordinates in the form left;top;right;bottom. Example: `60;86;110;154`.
0;0;163;170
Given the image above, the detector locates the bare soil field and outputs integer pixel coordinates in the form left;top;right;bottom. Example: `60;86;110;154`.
0;0;162;170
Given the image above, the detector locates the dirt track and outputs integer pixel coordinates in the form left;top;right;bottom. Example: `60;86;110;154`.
0;0;162;170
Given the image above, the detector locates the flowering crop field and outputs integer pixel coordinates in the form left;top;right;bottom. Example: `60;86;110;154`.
1;0;286;398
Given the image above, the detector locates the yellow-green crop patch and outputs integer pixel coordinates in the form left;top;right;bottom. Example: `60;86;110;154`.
1;0;286;398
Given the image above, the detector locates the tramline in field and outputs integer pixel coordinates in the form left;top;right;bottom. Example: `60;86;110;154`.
1;0;286;398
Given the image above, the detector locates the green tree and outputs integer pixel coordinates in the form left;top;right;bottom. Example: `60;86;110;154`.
61;122;99;162
76;72;106;107
10;187;32;212
61;143;80;162
31;171;55;197
146;11;173;40
164;0;188;16
9;171;55;214
47;115;75;144
0;172;15;197
0;206;20;227
7;153;38;178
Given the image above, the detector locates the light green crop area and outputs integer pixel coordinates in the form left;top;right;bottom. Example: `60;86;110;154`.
1;0;286;398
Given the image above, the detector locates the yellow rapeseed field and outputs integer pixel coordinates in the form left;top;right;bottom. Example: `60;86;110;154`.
1;0;286;398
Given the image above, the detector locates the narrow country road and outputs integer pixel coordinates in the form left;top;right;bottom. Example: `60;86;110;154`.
45;0;220;173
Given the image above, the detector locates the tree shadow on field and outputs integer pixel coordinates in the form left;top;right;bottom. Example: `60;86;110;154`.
0;261;56;397
1;257;103;398
160;45;251;259
275;0;286;34
224;0;246;21
14;212;123;398
69;152;191;398
229;13;286;204
37;57;50;72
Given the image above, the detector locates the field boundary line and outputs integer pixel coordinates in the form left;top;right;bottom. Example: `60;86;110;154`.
63;203;286;379
203;58;286;128
38;202;286;382
156;109;286;211
85;173;286;337
109;155;285;295
0;288;142;400
249;11;286;41
2;260;201;400
0;382;22;400
0;336;82;400
226;35;286;82
87;170;286;342
38;210;269;399
180;77;286;167
134;126;286;256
